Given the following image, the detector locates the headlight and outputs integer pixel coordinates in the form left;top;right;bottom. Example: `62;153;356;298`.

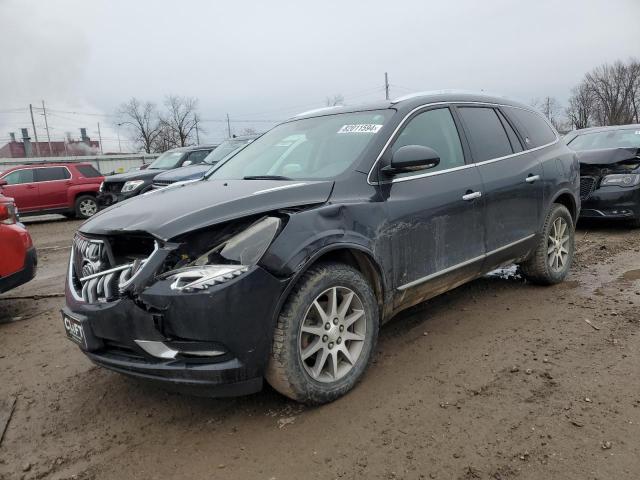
121;180;145;192
99;181;104;192
601;174;640;188
162;216;281;291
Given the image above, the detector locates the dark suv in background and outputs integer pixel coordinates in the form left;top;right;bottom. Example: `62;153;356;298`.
152;135;258;189
98;144;216;206
63;92;579;404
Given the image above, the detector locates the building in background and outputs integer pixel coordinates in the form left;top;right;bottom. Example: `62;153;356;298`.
0;128;100;158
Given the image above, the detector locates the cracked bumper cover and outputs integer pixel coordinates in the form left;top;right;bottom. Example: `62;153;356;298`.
581;184;640;219
64;265;286;396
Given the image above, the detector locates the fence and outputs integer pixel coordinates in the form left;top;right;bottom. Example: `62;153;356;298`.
0;153;160;175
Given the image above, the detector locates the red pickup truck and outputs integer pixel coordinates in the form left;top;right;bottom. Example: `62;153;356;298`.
0;163;104;219
0;193;37;293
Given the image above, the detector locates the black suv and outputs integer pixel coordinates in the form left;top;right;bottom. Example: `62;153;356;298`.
63;92;579;404
98;144;216;206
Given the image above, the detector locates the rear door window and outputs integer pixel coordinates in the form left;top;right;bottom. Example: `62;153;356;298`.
458;107;513;162
35;167;70;182
503;106;557;148
389;107;466;175
3;169;35;184
76;165;102;177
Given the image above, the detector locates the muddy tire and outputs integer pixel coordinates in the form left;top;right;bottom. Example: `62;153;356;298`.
265;262;379;404
75;195;98;219
520;203;574;285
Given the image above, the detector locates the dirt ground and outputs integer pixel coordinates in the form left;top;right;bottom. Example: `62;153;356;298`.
1;215;639;480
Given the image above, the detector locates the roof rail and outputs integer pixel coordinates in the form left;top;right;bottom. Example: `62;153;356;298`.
293;106;342;118
391;89;506;104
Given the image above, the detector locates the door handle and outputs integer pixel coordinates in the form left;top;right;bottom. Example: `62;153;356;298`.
462;191;482;201
526;174;541;183
26;184;36;189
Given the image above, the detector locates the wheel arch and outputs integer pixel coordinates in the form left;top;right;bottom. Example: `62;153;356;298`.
550;189;578;225
270;243;389;328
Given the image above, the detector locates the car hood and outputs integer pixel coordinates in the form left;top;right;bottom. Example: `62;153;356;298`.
154;164;212;182
81;179;334;240
577;147;640;166
103;169;166;183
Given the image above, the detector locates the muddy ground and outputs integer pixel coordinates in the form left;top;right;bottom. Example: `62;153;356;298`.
0;216;639;480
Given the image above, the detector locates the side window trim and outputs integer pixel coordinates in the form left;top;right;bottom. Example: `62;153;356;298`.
367;101;560;185
496;108;524;152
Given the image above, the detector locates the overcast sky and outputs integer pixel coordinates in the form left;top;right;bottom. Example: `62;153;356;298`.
1;0;638;152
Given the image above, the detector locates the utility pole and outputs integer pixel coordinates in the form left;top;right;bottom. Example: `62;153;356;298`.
29;104;41;157
41;100;53;156
116;122;123;153
97;122;104;154
194;114;200;145
384;72;390;100
226;113;232;138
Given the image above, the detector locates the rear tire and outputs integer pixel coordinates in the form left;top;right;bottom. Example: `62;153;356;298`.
75;195;98;219
519;203;574;285
265;262;379;404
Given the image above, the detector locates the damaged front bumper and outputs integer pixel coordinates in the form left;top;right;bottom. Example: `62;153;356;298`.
580;181;640;220
64;265;286;396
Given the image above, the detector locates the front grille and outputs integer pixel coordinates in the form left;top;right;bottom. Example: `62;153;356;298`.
580;176;597;200
69;234;156;304
103;181;123;193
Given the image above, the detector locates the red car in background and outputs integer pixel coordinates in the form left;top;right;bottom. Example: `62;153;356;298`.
0;163;104;219
0;193;37;293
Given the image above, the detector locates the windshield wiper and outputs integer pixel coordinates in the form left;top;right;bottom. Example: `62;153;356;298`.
242;175;292;180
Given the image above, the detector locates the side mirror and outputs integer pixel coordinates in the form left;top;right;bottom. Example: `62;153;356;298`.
182;160;193;167
381;145;440;175
0;179;7;187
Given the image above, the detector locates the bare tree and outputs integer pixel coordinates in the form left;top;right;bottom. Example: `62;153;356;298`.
117;98;162;153
162;95;199;147
325;94;345;107
532;96;563;130
566;83;594;130
584;59;639;125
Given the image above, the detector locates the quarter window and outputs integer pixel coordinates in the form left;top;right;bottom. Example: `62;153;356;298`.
390;108;465;174
3;169;34;185
504;106;556;148
35;167;70;182
458;107;513;162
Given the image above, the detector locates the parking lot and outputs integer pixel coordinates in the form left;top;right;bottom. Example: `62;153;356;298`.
0;216;639;479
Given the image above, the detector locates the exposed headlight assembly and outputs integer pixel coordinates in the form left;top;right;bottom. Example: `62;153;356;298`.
162;216;281;292
121;180;145;192
601;174;640;188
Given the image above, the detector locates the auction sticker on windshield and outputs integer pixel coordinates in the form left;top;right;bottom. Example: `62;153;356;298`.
337;124;383;134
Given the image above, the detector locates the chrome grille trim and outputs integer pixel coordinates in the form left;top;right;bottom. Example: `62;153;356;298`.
69;234;157;304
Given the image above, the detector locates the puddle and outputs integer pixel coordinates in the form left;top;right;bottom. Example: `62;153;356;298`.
621;269;640;282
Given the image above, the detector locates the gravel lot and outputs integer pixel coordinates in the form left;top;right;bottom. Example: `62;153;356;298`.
1;216;639;480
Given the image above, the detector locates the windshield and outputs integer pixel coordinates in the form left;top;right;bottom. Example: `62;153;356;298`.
209;110;392;180
148;151;184;169
204;138;254;165
568;128;640;151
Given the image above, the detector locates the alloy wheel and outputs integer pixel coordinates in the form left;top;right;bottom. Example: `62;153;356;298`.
298;286;367;383
79;199;98;217
547;217;570;272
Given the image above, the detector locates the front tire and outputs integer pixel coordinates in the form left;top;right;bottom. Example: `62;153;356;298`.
75;195;98;219
519;203;574;285
266;262;379;404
